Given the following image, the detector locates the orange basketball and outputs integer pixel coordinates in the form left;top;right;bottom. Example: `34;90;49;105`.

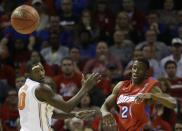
11;5;40;34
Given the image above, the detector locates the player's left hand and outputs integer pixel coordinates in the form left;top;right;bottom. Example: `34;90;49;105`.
73;110;96;119
134;93;152;103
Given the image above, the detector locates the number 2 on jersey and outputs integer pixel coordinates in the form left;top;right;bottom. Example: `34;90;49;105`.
121;106;129;119
18;92;26;110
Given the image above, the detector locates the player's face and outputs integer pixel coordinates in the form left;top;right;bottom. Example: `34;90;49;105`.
31;63;45;82
131;60;147;85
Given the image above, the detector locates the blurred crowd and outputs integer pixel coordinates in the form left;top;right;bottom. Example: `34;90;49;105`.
0;0;182;130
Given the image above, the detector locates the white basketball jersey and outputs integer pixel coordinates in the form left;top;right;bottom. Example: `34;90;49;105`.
18;78;54;131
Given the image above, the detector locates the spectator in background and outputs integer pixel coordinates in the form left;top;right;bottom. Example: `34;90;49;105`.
164;60;182;98
0;80;11;105
144;11;171;44
74;30;96;60
177;25;182;40
172;10;182;37
84;40;123;76
151;104;173;131
59;0;78;26
122;0;146;32
13;39;30;69
157;77;177;127
94;0;115;39
41;32;69;66
175;115;182;131
0;50;15;86
0;90;19;131
53;57;82;100
0;119;2;131
158;0;177;32
15;76;25;92
58;0;78;47
158;77;171;95
136;30;170;61
31;0;49;32
69;47;86;73
36;15;61;51
83;41;122;97
142;45;162;78
115;11;140;43
69;117;86;131
76;9;100;41
75;94;101;129
0;43;12;66
109;30;135;66
160;38;182;77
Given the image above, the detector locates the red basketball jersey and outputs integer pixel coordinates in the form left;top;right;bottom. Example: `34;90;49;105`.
116;77;158;131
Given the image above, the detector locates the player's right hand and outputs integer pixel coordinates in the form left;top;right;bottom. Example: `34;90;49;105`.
81;73;101;92
101;113;117;129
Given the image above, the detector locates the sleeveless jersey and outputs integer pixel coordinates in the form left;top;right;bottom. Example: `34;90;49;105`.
116;77;158;131
18;78;54;131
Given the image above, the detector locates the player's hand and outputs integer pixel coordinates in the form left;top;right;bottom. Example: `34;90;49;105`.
73;110;96;119
101;113;117;129
134;93;152;103
81;73;101;92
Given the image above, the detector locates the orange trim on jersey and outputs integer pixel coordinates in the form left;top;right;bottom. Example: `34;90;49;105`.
18;92;26;110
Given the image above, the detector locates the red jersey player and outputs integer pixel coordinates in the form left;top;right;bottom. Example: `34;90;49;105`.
101;59;176;131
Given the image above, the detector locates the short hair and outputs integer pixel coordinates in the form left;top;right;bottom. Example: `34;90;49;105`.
26;60;42;73
164;60;177;69
60;56;73;65
134;58;150;70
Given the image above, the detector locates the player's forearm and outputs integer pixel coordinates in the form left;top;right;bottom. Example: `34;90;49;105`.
101;105;109;116
152;93;176;109
52;110;74;119
101;102;112;116
64;87;87;112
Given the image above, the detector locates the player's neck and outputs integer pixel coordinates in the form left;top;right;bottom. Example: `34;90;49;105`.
131;79;145;86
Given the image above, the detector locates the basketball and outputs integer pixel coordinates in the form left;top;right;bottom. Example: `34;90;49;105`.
11;5;40;34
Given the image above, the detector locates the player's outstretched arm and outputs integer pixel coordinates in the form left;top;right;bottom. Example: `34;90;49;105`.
35;73;100;113
135;86;177;109
52;109;96;119
151;86;177;109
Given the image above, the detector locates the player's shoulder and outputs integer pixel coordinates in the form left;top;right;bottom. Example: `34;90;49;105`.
112;81;125;94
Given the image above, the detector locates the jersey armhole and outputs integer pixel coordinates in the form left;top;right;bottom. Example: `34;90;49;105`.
31;85;44;104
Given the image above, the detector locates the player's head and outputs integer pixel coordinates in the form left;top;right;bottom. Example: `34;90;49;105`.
131;58;150;85
26;61;45;82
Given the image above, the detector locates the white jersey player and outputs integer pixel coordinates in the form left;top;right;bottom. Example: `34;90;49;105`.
18;61;100;131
